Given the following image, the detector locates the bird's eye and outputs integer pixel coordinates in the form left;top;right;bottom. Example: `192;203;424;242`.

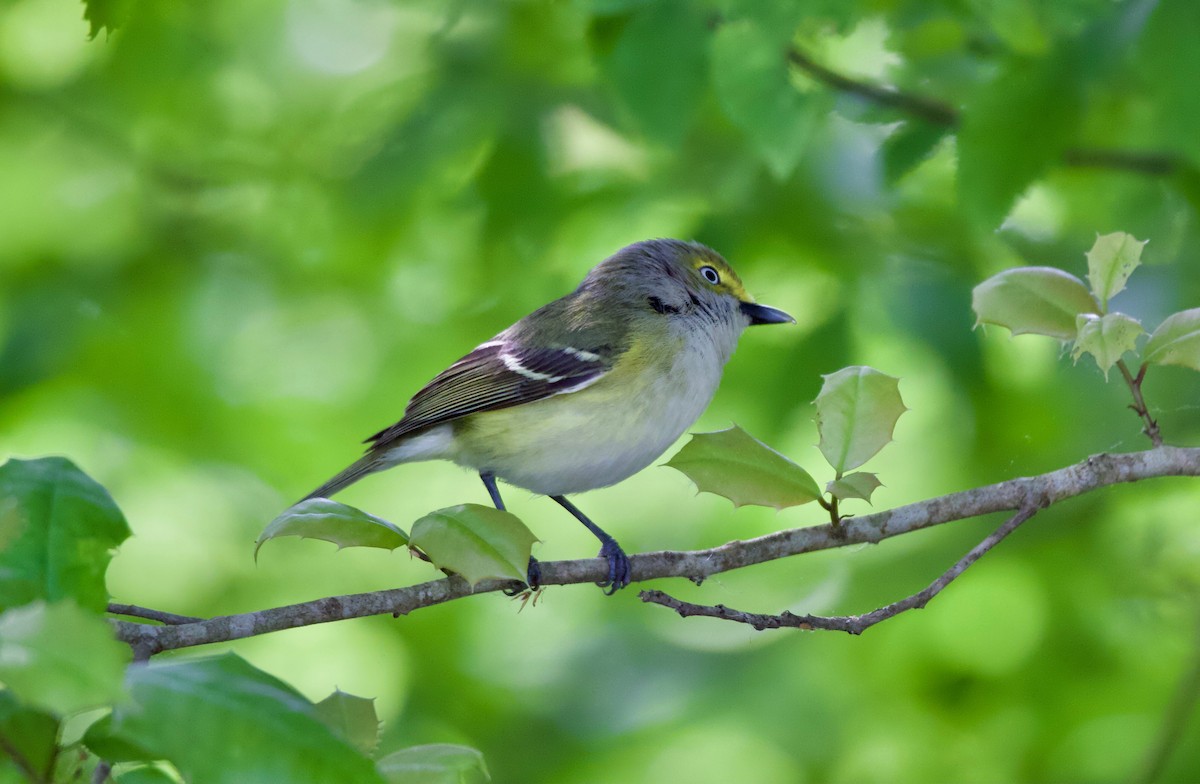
700;266;720;285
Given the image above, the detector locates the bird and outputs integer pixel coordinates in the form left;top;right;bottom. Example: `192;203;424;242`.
303;239;793;593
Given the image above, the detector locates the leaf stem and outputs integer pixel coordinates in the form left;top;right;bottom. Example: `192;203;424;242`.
1117;360;1163;447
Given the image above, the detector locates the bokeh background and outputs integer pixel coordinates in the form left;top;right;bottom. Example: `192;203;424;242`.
3;0;1200;780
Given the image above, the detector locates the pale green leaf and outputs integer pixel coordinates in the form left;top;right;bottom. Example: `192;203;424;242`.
664;426;822;510
711;20;815;179
1072;313;1144;379
815;367;907;474
0;458;131;613
255;498;408;560
314;690;379;756
409;505;538;587
972;267;1099;340
113;765;180;784
1086;232;1147;309
1143;308;1200;371
377;744;490;784
825;472;883;504
0;601;129;715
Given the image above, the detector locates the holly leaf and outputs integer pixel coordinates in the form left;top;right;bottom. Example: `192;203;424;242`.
377;744;490;784
1143;308;1200;371
815;367;907;474
255;498;408;560
409;505;537;587
825;472;883;504
0;601;130;716
664;426;822;510
972;267;1099;341
1086;232;1147;309
1072;313;1144;379
314;691;379;756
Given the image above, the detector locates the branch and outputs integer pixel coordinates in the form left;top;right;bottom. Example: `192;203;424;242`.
639;504;1037;633
1118;360;1164;448
786;46;1183;177
110;447;1200;657
107;603;203;625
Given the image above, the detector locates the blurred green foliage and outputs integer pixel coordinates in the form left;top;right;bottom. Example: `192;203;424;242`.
3;0;1200;780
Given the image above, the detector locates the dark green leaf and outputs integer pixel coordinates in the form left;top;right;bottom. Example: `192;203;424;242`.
1072;313;1144;379
314;690;379;756
972;267;1099;340
1143;308;1200;371
377;744;490;784
711;20;815;179
815;367;907;474
0;457;131;613
81;0;138;38
409;505;538;587
100;654;384;784
882;122;948;185
0;690;58;782
255;498;409;560
664;426;822;510
0;601;129;716
1135;0;1200;166
606;0;709;144
825;472;883;503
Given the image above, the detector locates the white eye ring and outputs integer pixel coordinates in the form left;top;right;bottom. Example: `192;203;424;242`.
700;266;720;285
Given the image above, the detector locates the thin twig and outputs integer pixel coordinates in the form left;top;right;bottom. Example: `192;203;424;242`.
1132;612;1200;784
107;603;203;626
785;45;1181;177
640;504;1037;633
106;447;1200;656
1117;360;1164;447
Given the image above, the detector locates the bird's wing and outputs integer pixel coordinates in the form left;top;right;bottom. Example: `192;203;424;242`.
365;339;616;447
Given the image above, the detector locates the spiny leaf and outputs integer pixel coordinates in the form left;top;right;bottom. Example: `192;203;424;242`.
1143;308;1200;372
377;744;490;784
314;691;379;756
972;267;1099;340
409;505;538;587
1086;232;1147;309
825;472;883;504
1072;312;1144;379
664;426;822;510
255;498;408;560
815;367;907;475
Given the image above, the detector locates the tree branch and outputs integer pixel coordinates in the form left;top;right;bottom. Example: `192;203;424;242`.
107;603;203;626
639;504;1037;633
110;447;1200;657
786;46;1183;177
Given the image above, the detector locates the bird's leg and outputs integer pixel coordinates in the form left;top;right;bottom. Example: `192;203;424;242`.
550;495;632;594
480;472;540;591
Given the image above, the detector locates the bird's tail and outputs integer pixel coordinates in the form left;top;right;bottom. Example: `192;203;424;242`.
301;454;381;502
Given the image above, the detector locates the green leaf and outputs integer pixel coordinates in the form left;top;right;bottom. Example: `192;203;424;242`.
0;601;130;716
114;765;181;784
1086;232;1147;309
97;654;384;784
377;744;490;784
255;498;409;560
711;20;815;179
1135;0;1200;167
815;367;907;474
971;267;1099;340
825;472;883;504
0;690;58;782
314;690;379;756
409;505;538;587
81;0;138;38
1072;313;1144;379
664;426;822;510
0;457;131;613
606;0;709;145
1143;308;1200;371
882;122;948;185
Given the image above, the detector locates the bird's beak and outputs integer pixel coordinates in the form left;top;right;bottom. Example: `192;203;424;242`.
740;301;795;326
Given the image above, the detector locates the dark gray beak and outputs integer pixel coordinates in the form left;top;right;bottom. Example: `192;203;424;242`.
740;302;795;326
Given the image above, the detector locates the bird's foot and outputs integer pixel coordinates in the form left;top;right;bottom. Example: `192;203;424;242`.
502;557;541;596
597;539;632;595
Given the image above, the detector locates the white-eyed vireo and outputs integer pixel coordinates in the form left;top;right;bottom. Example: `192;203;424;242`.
306;239;793;592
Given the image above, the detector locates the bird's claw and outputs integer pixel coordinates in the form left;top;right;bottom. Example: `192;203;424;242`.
597;540;632;595
501;556;541;596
